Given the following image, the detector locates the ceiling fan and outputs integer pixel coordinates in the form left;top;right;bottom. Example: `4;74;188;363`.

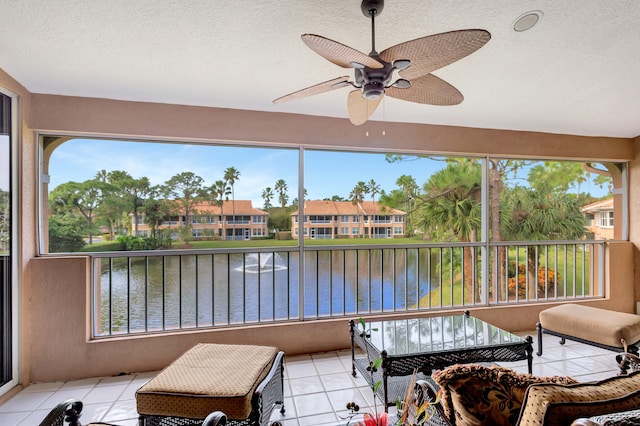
273;0;491;125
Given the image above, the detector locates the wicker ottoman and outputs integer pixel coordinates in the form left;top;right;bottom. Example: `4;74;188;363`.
136;343;285;426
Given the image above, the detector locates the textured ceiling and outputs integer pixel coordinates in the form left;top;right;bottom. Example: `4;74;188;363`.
1;0;639;138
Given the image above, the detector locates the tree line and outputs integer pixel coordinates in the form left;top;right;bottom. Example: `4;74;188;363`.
49;167;291;251
47;158;610;257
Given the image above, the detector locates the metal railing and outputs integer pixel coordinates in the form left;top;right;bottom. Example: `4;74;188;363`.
91;240;604;338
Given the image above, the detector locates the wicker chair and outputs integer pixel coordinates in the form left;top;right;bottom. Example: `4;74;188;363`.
416;355;640;426
39;399;227;426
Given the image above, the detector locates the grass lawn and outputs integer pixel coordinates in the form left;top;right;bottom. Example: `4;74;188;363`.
82;236;429;251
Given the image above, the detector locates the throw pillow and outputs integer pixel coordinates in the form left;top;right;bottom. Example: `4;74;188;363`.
432;364;577;426
517;370;640;426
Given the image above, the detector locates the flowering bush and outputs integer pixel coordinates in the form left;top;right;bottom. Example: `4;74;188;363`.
507;262;558;299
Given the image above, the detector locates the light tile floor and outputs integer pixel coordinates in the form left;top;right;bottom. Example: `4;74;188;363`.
0;331;623;426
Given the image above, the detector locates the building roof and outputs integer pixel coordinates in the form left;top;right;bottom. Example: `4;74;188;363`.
192;200;267;216
291;200;405;216
580;197;614;213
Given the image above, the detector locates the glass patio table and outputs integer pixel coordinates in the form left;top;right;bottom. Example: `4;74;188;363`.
350;311;534;410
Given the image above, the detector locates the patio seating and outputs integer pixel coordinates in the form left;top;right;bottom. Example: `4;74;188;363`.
537;304;640;358
416;359;640;426
135;343;285;426
39;399;227;426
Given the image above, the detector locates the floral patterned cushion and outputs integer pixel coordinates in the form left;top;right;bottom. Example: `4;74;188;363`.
432;364;577;426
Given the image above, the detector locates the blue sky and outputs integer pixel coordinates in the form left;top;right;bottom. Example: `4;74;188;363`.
47;138;608;207
48;139;445;206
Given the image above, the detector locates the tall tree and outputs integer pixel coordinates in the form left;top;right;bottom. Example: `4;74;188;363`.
95;169;109;183
209;180;230;239
105;171;151;236
142;186;174;239
395;174;418;236
367;179;380;238
349;181;368;238
49;180;103;245
162;171;205;230
261;187;274;209
290;189;307;210
274;179;289;210
502;186;586;297
489;159;526;302
528;161;589;195
224;167;240;239
418;160;482;302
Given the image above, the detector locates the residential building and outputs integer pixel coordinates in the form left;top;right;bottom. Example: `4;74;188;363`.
582;198;614;240
291;200;406;239
134;200;269;240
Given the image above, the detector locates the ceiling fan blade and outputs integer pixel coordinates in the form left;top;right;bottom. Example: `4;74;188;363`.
347;90;383;125
379;29;491;80
302;34;384;69
273;76;350;104
385;73;463;105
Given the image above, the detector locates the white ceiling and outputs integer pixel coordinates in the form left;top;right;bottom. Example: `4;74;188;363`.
1;0;639;138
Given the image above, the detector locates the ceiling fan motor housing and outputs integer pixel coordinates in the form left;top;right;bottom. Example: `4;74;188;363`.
358;57;395;99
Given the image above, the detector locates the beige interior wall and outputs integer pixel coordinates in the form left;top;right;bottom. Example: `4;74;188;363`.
30;94;633;161
1;68;638;385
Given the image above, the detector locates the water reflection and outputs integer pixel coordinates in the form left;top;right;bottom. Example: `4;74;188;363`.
98;250;436;335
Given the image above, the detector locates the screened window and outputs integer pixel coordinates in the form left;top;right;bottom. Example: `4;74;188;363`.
600;211;614;228
43;138;624;252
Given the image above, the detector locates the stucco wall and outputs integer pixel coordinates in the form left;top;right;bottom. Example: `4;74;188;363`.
1;67;638;385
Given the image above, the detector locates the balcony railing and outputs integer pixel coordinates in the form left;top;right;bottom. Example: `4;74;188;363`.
91;241;604;338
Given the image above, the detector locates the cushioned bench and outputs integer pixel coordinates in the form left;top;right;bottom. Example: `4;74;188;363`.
136;343;285;426
537;304;640;358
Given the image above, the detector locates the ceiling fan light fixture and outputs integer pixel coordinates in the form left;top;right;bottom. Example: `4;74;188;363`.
513;10;543;32
362;82;384;99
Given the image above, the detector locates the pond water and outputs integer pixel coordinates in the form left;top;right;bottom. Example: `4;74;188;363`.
97;250;437;334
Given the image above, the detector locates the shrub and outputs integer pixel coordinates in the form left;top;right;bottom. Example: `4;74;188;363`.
117;235;157;251
507;262;558;299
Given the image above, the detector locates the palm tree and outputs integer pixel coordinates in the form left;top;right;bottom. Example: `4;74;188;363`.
418;160;482;303
349;181;367;238
396;174;418;236
261;187;274;209
210;180;230;240
95;169;109;183
502;187;586;298
367;179;380;238
224;167;240;240
274;179;288;210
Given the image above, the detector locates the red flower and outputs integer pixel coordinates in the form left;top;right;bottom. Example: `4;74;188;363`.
358;412;389;426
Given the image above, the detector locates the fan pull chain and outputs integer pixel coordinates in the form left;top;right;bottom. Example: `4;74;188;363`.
382;97;386;136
